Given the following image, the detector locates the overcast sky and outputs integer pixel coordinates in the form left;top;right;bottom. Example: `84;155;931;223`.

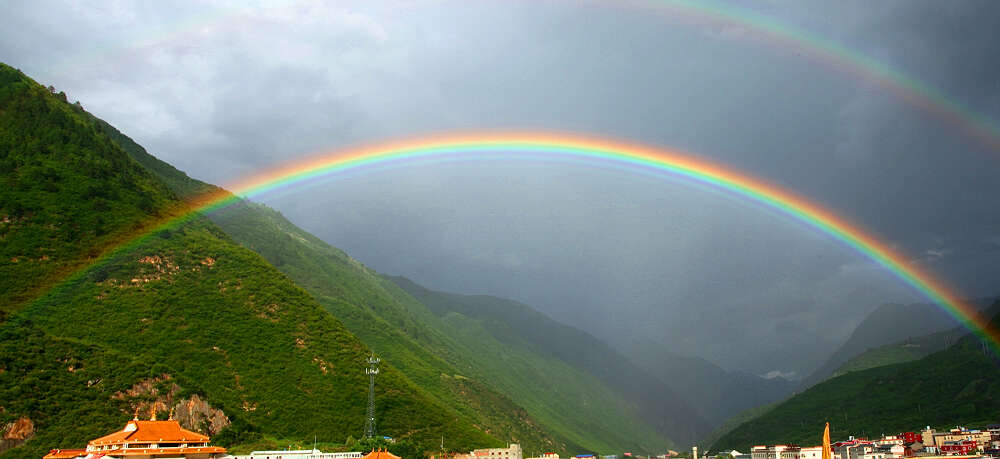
4;0;998;378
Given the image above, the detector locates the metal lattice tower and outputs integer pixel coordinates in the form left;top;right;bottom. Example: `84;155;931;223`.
364;354;380;439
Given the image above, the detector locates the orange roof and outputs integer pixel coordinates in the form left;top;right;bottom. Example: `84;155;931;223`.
43;449;87;459
363;449;401;459
82;447;226;456
89;420;211;446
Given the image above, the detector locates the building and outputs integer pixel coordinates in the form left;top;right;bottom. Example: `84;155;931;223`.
923;426;992;453
455;444;523;459
940;441;976;456
832;439;871;459
988;424;1000;443
44;413;226;459
361;450;401;459
779;446;801;459
796;446;825;459
900;433;921;445
233;450;363;459
526;453;559;459
751;445;791;459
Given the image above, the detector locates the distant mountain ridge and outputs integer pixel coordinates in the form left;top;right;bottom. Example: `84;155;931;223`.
626;341;796;431
828;327;966;378
709;301;1000;451
387;276;714;447
799;299;995;389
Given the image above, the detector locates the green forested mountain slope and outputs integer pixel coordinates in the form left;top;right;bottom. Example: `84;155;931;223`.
32;66;590;453
0;62;496;458
206;199;678;454
828;301;1000;379
99;105;697;451
386;278;712;448
710;303;1000;451
207;200;568;453
799;300;992;389
829;327;966;378
0;65;179;314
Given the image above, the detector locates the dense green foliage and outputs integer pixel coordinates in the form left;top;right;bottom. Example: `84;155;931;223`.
0;62;498;458
386;278;710;449
710;306;1000;451
1;324;172;459
203;194;687;452
830;327;965;378
0;64;178;313
799;302;983;389
206;200;606;454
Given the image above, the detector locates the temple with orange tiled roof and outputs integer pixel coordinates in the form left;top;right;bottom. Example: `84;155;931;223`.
360;449;400;459
43;409;226;459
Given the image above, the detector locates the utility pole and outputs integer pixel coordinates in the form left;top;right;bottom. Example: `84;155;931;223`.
364;354;380;440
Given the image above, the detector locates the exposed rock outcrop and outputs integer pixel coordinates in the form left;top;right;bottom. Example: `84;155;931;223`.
113;375;230;435
1;417;34;453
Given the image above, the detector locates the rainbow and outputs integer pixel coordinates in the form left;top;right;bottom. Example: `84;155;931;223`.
632;0;1000;153
71;133;998;352
38;0;1000;154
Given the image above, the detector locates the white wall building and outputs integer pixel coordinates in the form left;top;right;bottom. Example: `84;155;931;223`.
797;446;824;459
752;445;791;459
457;444;523;459
231;450;362;459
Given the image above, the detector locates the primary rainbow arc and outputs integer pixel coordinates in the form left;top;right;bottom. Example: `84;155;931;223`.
78;133;1000;352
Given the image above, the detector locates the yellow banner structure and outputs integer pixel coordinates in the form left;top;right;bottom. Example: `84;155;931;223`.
822;422;832;459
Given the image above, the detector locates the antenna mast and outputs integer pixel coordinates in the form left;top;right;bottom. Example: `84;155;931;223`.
364;354;380;440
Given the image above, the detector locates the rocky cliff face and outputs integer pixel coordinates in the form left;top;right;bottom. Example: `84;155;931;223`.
1;417;34;453
173;394;230;435
113;375;230;435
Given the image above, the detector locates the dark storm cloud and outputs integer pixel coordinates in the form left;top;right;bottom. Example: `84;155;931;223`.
2;0;997;376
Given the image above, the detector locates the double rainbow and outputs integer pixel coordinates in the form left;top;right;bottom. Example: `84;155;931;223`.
87;133;996;352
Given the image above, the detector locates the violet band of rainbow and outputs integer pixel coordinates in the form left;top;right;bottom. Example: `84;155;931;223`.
42;134;995;353
187;133;995;352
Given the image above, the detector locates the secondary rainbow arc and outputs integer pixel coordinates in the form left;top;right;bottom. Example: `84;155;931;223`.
123;133;994;353
41;0;1000;154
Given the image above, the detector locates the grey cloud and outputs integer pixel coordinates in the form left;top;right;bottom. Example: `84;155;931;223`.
3;0;998;376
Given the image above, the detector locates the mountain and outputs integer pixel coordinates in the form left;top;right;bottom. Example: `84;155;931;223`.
0;62;498;458
709;302;1000;451
828;327;966;378
386;277;712;448
628;345;795;431
799;300;993;389
192;199;573;454
826;300;1000;379
205;198;695;452
43;65;695;452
